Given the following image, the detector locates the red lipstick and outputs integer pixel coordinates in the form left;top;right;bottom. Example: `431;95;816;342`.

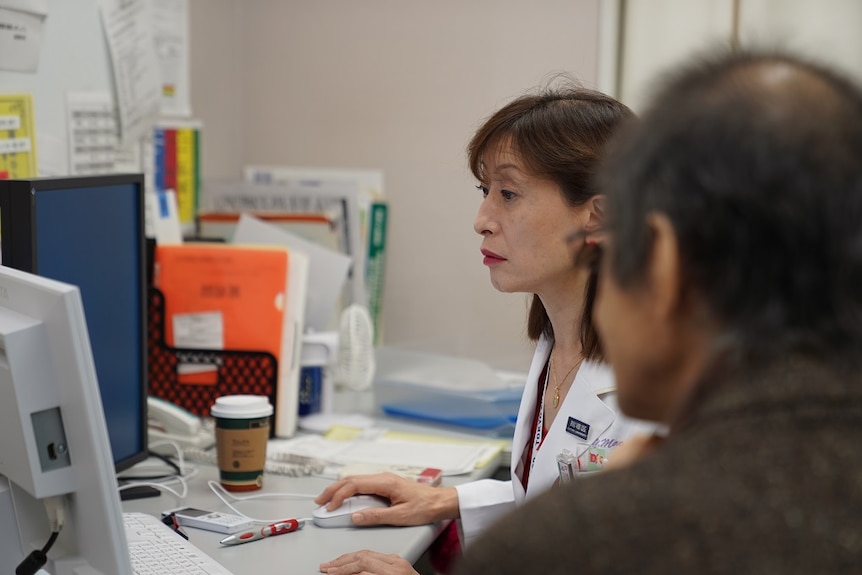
481;249;506;266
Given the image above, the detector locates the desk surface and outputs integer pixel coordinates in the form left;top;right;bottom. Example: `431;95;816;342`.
123;466;446;574
124;410;505;575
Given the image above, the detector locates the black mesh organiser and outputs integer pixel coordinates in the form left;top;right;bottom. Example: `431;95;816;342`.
147;287;279;421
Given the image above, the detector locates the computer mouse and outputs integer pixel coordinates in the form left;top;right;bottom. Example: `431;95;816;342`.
311;494;391;528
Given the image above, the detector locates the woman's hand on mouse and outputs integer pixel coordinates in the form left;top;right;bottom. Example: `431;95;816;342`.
314;472;460;526
319;549;418;575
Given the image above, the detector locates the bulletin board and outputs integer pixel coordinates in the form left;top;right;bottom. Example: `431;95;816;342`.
0;0;114;176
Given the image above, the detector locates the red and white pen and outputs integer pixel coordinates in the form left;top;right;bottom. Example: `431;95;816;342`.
219;519;305;546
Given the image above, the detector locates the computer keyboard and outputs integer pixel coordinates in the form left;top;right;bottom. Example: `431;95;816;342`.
123;511;235;575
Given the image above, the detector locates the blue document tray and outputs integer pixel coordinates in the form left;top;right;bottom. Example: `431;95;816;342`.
379;386;522;430
373;347;524;434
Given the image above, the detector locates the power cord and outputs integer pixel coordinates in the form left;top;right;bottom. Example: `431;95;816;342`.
16;495;65;575
118;450;183;481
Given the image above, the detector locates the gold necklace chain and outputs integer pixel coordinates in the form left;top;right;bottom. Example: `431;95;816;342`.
550;353;583;409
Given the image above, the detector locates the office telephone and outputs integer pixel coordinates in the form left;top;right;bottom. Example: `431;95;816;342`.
147;396;216;453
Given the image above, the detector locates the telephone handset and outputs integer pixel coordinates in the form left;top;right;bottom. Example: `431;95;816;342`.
147;396;216;452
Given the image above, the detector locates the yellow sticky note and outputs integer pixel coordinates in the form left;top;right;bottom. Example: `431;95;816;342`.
0;94;38;178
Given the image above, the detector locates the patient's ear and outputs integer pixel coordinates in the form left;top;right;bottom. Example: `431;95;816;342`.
645;213;682;321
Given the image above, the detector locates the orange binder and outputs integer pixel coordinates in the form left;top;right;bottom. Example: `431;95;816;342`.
154;243;301;436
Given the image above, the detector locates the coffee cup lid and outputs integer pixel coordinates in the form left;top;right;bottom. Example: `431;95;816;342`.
211;395;273;419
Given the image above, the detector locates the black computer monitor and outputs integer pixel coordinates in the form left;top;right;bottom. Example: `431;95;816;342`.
0;173;148;473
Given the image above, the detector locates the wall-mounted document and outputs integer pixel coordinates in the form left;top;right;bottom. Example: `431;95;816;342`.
66;91;117;175
0;2;46;73
98;0;161;145
152;0;191;117
0;93;37;177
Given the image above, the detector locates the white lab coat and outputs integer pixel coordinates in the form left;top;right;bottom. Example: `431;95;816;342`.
454;334;656;546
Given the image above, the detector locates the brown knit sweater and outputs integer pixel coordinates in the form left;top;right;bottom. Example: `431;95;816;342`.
454;355;862;574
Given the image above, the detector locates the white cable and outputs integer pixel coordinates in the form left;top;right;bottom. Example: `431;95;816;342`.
206;480;316;523
116;441;197;499
148;439;189;475
118;475;190;499
42;495;66;532
117;440;192;481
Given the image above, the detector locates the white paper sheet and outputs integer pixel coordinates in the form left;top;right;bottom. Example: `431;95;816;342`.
98;0;161;146
144;189;183;244
267;434;497;476
0;6;45;72
35;131;65;176
152;0;190;117
66;92;117;175
233;213;352;333
0;0;46;14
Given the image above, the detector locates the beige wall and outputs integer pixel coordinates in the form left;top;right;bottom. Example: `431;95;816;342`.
189;0;602;372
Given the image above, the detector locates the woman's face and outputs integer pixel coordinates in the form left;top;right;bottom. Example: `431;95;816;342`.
473;139;589;298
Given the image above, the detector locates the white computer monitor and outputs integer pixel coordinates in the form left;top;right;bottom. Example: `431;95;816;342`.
0;266;132;574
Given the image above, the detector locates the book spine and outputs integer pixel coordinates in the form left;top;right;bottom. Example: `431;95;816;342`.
175;127;195;229
153;126;165;191
192;127;201;226
297;366;323;416
164;128;178;196
365;202;387;343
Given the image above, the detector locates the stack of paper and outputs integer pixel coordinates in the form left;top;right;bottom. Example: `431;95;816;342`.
267;427;505;476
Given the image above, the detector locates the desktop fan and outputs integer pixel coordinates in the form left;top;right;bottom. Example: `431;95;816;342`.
335;304;376;391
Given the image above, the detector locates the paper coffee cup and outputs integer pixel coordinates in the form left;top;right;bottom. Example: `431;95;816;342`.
211;395;273;491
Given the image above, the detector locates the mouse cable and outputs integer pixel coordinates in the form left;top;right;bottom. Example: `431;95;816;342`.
207;480;316;524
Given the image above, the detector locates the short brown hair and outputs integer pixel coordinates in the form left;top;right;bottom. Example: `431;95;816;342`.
468;83;634;360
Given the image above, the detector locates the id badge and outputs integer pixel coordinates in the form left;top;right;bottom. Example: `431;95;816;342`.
577;444;608;472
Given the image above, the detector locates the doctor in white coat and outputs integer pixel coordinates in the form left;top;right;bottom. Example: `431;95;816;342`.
456;341;655;544
316;84;656;575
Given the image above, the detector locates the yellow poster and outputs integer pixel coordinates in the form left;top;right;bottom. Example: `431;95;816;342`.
0;94;37;179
